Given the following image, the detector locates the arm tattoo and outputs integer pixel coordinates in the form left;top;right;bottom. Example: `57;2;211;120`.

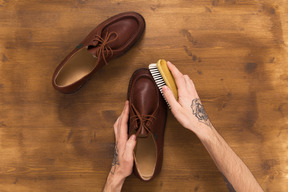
191;98;212;128
221;173;236;192
110;142;119;175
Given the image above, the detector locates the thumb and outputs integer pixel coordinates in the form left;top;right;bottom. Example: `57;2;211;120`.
162;86;180;111
124;134;137;158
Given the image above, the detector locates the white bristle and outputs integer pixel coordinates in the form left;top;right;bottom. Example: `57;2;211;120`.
149;63;170;108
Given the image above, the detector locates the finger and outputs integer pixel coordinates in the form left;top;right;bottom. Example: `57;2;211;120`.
117;103;125;129
166;61;185;88
120;101;129;128
124;134;137;160
119;101;129;141
113;117;120;137
114;101;126;142
162;85;181;111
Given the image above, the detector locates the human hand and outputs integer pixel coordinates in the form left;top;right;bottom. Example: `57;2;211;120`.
162;61;213;135
103;101;136;192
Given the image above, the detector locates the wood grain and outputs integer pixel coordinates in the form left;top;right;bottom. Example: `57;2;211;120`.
0;0;287;191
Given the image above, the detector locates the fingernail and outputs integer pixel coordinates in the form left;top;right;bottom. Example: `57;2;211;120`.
131;134;136;141
162;86;168;91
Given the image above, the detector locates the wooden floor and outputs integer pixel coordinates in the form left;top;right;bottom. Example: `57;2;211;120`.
0;0;287;191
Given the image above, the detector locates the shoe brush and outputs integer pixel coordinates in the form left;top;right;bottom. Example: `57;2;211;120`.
149;59;178;108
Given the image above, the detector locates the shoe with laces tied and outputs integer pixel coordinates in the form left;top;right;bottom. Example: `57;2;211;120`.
127;68;167;181
52;12;145;93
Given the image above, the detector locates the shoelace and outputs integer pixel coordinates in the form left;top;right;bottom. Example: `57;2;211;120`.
92;31;119;64
130;104;156;136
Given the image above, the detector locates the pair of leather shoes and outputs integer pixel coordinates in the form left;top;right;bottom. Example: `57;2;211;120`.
52;12;145;93
52;12;167;181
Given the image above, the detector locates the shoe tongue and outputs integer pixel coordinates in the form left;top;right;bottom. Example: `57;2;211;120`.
137;125;149;138
133;101;151;138
87;45;100;56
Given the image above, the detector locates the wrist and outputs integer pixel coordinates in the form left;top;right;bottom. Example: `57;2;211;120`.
191;123;215;141
103;173;125;192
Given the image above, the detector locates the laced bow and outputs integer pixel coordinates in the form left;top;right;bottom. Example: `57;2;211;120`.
91;31;118;64
130;104;156;136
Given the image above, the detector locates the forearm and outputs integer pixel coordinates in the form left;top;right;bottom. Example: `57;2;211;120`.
161;61;263;191
103;173;125;192
196;126;263;192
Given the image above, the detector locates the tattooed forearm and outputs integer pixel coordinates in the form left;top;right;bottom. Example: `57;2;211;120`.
191;98;212;128
111;143;119;175
221;173;236;192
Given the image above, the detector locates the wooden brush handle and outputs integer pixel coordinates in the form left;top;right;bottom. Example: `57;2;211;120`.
157;59;178;100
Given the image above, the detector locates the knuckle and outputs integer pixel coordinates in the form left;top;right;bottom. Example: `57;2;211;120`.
184;75;191;81
171;106;180;114
127;142;134;149
190;79;195;85
175;73;183;79
125;142;131;148
125;154;133;162
123;158;131;165
183;121;190;129
191;82;195;88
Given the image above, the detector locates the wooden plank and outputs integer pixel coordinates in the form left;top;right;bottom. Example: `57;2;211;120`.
0;0;287;191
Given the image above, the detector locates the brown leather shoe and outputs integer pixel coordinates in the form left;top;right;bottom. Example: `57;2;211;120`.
127;68;167;181
52;12;145;93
